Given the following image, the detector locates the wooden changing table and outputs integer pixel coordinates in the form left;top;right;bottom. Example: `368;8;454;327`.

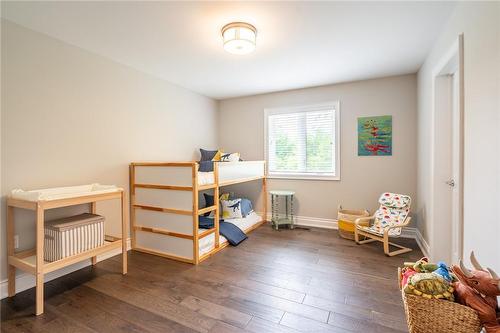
6;185;128;315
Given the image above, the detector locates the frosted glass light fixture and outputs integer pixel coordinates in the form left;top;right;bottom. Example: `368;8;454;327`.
221;22;257;55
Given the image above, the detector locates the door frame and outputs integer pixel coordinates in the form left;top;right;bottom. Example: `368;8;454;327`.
429;34;464;262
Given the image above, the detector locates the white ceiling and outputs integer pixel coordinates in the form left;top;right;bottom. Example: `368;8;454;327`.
2;1;456;99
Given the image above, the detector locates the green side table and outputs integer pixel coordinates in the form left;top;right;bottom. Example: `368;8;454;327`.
270;190;295;230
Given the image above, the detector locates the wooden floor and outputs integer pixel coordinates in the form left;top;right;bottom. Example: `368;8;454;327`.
1;224;422;333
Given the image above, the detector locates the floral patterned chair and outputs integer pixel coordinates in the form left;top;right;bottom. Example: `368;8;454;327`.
354;192;412;256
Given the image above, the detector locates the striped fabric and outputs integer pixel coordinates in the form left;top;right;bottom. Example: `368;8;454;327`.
44;213;105;262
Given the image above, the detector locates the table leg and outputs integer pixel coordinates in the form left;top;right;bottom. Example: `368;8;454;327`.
285;195;289;224
121;191;128;275
90;202;97;265
290;195;295;229
35;205;44;315
7;206;16;297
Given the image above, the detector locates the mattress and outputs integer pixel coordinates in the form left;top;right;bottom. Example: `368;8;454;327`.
197;161;265;186
198;211;262;256
10;184;121;202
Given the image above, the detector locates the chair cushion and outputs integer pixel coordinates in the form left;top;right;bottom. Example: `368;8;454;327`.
378;192;411;208
371;192;412;236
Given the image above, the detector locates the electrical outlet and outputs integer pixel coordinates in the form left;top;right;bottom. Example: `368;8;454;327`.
14;235;19;249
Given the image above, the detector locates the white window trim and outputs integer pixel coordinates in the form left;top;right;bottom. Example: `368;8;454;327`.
264;101;341;181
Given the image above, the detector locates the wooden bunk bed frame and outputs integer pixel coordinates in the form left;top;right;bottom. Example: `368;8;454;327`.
129;161;267;264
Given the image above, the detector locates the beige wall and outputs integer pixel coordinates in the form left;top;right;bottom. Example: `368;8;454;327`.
0;20;218;280
417;2;500;270
218;74;417;223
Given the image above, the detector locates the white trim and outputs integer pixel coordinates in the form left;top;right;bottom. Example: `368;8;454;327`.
263;101;341;181
261;212;429;255
0;238;131;300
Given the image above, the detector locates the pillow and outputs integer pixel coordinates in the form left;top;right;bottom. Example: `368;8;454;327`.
221;199;243;219
200;149;218;161
203;193;215;216
239;198;253;217
220;152;240;162
198;160;214;172
212;150;222;161
219;192;231;201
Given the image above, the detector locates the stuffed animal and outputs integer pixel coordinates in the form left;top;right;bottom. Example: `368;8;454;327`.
452;252;500;333
404;272;455;301
404;257;438;273
433;261;455;282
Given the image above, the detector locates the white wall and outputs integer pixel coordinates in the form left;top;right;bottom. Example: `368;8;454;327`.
218;74;417;225
417;2;500;270
0;20;218;281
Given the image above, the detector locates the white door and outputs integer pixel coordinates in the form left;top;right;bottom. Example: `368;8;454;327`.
449;71;462;264
431;36;464;263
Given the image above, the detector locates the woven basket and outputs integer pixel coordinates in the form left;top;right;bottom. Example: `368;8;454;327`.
398;268;482;333
337;206;369;240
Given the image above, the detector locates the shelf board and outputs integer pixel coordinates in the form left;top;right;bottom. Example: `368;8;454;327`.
198;228;216;239
8;239;122;274
198;183;217;191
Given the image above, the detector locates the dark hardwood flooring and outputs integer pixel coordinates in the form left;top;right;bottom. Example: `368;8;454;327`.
1;224;422;332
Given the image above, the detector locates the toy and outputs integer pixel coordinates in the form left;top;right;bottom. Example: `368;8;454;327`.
404;272;455;301
451;251;500;333
404;257;438;273
433;261;455;282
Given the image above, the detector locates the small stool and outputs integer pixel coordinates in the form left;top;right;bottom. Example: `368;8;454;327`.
270;190;295;230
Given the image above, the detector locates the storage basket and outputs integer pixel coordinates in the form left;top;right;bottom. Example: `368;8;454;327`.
337;206;370;240
44;213;105;262
398;268;482;333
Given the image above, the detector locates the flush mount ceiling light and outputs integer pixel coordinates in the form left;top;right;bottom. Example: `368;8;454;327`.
221;22;257;55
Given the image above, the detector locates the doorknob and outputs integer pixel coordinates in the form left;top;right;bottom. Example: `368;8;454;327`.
445;179;455;187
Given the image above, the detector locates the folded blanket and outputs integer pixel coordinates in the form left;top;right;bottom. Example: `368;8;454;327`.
220;221;247;246
198;216;247;246
199;215;214;228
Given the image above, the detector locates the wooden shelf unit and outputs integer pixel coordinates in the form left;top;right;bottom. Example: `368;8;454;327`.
130;161;267;265
6;190;128;316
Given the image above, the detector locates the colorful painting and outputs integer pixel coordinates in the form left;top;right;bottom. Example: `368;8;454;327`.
358;115;392;156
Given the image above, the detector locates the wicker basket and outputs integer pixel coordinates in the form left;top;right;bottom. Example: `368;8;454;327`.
398;268;482;333
337;206;369;240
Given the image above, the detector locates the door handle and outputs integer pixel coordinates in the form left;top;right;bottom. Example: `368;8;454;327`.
445;179;455;187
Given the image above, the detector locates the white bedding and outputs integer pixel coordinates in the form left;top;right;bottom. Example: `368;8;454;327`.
197;161;265;186
10;184;122;202
199;211;262;256
198;171;215;185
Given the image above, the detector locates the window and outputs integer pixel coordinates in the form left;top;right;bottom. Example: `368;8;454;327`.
264;102;340;180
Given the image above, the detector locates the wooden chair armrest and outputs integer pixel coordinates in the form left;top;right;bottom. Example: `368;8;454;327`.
354;215;375;226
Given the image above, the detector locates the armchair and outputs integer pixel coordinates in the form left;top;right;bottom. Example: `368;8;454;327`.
354;192;413;257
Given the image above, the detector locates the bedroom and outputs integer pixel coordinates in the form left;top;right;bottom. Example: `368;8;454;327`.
1;1;500;333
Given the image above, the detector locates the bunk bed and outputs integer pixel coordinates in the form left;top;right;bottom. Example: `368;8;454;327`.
129;161;267;264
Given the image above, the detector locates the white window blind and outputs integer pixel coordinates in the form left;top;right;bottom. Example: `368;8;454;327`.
265;103;340;180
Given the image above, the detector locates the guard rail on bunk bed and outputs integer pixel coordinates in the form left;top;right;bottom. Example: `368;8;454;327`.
129;161;267;264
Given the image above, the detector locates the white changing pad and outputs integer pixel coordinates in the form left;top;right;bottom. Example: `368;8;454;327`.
10;184;122;202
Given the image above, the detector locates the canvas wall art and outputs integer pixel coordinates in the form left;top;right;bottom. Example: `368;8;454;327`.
357;115;392;156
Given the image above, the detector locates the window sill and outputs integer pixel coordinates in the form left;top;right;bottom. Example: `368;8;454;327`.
267;174;340;181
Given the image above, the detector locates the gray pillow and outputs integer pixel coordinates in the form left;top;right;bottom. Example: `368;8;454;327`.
200;148;218;161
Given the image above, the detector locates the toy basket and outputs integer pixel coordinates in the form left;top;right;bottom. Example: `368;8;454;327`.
398;268;482;333
337;205;369;240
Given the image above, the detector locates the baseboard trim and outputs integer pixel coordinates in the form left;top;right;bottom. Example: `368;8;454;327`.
0;238;131;300
262;212;429;256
